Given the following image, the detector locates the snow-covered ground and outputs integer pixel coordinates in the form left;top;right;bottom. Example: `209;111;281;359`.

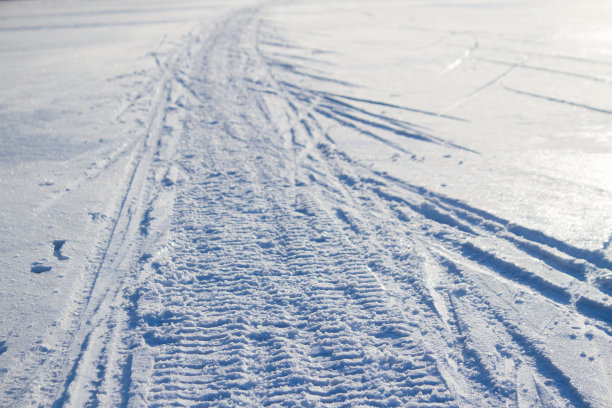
1;0;611;406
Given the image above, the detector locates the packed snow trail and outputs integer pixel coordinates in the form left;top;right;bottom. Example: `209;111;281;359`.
1;1;611;407
122;10;456;407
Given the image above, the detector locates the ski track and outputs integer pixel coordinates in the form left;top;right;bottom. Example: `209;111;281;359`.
3;4;611;408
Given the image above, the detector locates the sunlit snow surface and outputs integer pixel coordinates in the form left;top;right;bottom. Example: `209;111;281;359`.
1;0;611;407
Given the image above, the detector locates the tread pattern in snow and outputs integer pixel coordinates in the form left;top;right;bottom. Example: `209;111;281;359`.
136;166;453;407
126;10;456;406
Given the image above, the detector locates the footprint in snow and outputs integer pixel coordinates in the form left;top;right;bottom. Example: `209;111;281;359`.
30;261;52;274
31;240;69;273
88;212;107;222
53;239;69;261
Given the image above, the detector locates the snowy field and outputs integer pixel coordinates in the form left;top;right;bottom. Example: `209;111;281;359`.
1;0;611;406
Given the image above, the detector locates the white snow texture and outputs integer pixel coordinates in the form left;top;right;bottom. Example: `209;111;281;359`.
1;0;612;407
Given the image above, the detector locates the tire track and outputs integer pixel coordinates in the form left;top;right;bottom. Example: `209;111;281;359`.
123;9;457;407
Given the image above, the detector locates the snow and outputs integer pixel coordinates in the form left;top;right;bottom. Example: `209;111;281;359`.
1;0;611;407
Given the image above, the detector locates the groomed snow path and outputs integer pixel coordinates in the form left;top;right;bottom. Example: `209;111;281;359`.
124;10;455;408
1;3;611;408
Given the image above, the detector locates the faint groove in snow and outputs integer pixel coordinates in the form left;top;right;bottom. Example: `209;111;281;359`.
438;63;520;115
313;106;412;154
314;89;467;122
478;57;612;84
504;86;612;115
